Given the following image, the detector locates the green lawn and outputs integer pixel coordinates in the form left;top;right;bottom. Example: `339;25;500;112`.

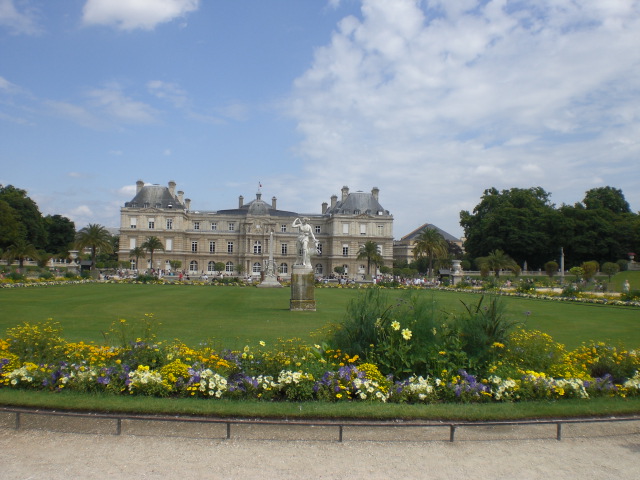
1;283;639;349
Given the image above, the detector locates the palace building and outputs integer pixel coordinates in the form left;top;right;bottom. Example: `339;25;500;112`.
118;181;394;279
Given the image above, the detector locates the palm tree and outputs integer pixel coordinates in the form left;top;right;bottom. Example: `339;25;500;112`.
412;228;448;279
129;246;146;271
75;224;113;277
3;239;39;273
477;249;518;278
357;241;383;277
141;236;164;271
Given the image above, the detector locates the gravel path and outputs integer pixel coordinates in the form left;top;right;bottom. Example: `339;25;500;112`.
1;416;639;479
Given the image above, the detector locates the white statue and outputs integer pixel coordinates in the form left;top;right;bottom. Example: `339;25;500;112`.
292;217;318;267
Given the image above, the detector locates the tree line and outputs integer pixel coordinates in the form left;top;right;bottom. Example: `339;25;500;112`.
460;186;639;270
0;184;117;274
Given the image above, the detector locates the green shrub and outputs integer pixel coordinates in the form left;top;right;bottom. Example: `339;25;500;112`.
620;290;640;302
451;296;521;374
5;272;25;282
39;271;54;280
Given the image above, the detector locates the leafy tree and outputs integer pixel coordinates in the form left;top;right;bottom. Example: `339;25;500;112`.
412;228;448;279
3;239;39;272
476;249;518;278
569;266;584;282
544;261;559;279
141;236;164;270
580;261;599;282
357;240;383;277
214;261;225;273
601;262;620;282
0;199;22;249
129;246;146;270
170;260;183;271
75;224;113;276
583;186;631;214
44;214;75;256
334;265;345;275
0;185;47;249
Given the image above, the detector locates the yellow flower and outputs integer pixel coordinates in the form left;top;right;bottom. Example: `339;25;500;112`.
259;341;266;347
401;328;412;340
391;321;401;331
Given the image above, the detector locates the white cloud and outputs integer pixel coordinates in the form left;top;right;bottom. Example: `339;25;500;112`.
87;84;159;124
0;0;41;35
82;0;200;31
288;0;640;236
147;80;189;108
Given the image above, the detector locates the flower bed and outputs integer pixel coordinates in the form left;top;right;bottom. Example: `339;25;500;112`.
1;319;639;404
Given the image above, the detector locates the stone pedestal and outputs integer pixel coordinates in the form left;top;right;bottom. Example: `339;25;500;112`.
290;265;316;311
257;273;282;288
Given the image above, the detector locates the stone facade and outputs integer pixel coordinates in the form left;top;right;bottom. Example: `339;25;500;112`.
118;181;394;279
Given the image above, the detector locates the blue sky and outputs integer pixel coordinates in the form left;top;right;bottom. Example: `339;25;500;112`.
1;0;639;239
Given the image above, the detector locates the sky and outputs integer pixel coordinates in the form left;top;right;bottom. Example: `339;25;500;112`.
1;0;639;239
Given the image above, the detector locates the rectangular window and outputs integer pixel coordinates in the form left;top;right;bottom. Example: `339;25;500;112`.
193;221;200;230
129;238;136;249
209;241;216;253
317;243;322;255
377;225;384;236
360;224;367;235
227;241;234;253
342;223;349;234
281;243;287;255
148;218;155;229
166;238;173;251
130;217;137;229
342;245;349;256
281;224;287;232
191;241;198;252
211;222;217;231
166;218;173;230
315;225;321;234
228;222;235;231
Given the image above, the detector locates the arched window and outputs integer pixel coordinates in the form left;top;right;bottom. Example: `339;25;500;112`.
130;259;136;270
207;261;215;272
253;241;262;254
279;263;288;274
189;260;198;272
225;261;234;272
314;263;323;275
252;262;261;273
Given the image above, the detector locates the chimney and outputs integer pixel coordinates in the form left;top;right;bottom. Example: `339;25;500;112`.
372;187;379;201
185;198;191;210
239;195;244;208
331;194;338;209
177;190;184;204
272;196;277;209
136;180;144;194
322;202;328;214
341;186;349;201
168;181;176;197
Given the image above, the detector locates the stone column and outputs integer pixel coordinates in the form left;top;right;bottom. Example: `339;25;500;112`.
290;265;316;311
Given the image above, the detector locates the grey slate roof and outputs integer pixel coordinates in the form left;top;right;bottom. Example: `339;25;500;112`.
216;193;299;218
124;185;185;209
400;223;460;243
325;191;390;216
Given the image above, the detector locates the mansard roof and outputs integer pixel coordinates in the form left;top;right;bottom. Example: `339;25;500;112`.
400;223;460;243
216;192;299;218
326;190;390;216
124;184;185;209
